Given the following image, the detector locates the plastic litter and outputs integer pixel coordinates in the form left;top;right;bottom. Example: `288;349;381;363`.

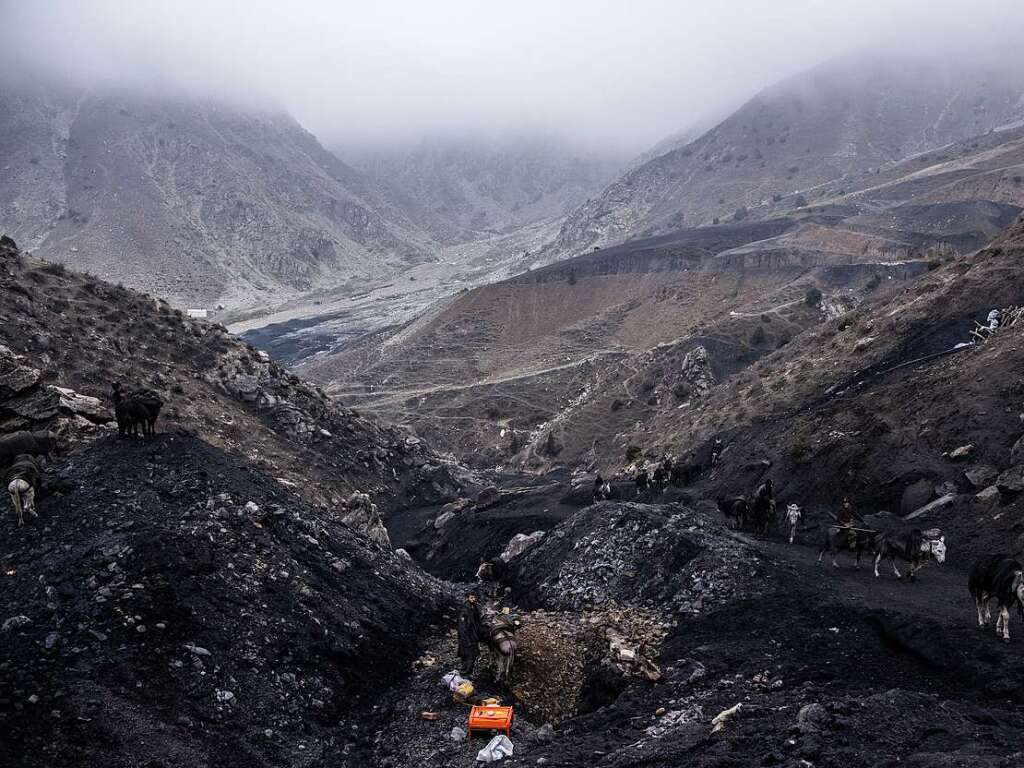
476;734;514;763
710;702;742;733
442;670;469;691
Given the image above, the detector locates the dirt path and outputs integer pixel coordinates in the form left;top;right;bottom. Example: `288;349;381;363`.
752;534;1024;666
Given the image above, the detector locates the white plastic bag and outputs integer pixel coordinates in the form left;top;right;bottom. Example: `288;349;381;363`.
441;670;468;691
476;734;514;763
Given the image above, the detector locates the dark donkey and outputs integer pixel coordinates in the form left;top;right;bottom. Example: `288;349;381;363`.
873;528;946;581
717;497;748;530
968;554;1024;642
818;526;879;569
111;383;163;438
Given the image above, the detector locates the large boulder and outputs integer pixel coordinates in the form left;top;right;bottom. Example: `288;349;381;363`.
976;485;1000;502
996;466;1024;493
1011;434;1024;461
53;387;109;422
963;466;998;489
900;479;934;516
0;345;41;396
341;492;392;549
500;531;545;563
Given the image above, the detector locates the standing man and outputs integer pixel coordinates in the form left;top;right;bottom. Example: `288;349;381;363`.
838;496;857;549
457;591;482;675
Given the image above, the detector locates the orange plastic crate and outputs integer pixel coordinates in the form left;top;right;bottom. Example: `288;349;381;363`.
468;705;514;738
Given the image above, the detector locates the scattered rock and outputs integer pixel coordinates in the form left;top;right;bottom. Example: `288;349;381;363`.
949;444;974;460
475;486;500;507
434;511;456;530
976;485;1001;502
341;493;392;548
534;723;556;744
996;466;1024;493
500;531;545;562
797;703;830;734
853;335;876;351
450;726;467;743
963;466;998;489
1011;435;1024;461
2;615;32;632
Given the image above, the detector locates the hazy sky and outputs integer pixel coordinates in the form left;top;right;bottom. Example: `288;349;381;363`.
2;0;1022;154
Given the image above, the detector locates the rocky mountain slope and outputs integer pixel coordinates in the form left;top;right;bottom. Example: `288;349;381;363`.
0;236;466;513
619;216;1024;556
548;53;1024;257
0;83;437;309
343;137;624;243
302;126;1023;468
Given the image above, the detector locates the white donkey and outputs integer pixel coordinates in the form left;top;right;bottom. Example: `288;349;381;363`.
785;504;802;544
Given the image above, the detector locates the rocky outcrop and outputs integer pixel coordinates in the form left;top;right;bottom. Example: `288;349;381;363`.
0;85;436;309
340;492;392;549
0;345;111;433
678;346;715;398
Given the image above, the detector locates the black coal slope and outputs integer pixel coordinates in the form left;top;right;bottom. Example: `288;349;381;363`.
0;434;449;768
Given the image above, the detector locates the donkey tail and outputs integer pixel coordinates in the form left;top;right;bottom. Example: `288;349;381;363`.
9;480;24;526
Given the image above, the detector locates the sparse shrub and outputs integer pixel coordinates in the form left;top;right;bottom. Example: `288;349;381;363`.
734;206;748;221
804;287;823;307
776;333;791;349
927;260;941;271
610;398;624;412
866;273;881;290
625;445;643;463
750;326;767;345
672;383;691;401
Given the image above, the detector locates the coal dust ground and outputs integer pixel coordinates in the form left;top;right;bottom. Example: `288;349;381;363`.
346;499;1024;768
2;437;1024;767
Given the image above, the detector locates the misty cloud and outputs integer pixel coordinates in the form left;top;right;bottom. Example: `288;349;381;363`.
2;0;1022;154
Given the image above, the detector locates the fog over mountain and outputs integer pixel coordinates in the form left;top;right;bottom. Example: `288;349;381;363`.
9;4;1024;768
3;0;1022;154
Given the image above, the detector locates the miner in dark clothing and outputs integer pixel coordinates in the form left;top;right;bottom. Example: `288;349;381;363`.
838;496;857;549
457;592;483;675
635;467;650;496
